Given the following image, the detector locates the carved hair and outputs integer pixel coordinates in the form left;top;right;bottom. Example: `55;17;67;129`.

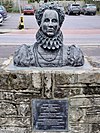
35;3;65;27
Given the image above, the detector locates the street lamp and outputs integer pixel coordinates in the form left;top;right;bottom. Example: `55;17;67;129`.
0;0;3;5
17;0;24;30
18;0;21;14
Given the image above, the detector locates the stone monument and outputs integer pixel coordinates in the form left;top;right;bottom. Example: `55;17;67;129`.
1;3;100;133
13;3;84;67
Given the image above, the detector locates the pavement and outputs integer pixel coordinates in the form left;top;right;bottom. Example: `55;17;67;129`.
1;28;100;34
0;28;100;46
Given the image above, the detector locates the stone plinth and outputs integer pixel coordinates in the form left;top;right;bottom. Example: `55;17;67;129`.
0;57;100;133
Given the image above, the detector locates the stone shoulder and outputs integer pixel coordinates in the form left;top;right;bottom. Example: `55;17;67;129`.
13;44;35;67
63;45;84;67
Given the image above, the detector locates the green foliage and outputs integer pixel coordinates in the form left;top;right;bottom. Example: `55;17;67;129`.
28;0;40;3
2;0;14;12
12;7;20;13
28;0;37;3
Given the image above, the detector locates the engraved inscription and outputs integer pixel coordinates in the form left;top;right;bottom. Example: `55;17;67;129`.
32;100;68;131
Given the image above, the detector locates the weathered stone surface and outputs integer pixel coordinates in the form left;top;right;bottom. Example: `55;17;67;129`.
0;127;31;133
43;72;53;98
85;106;100;123
18;102;30;117
78;72;100;84
91;123;100;133
8;73;32;90
83;85;100;95
54;85;83;98
0;61;100;132
69;107;84;123
70;97;91;107
87;56;100;68
15;92;32;102
0;91;15;100
32;72;42;89
70;123;91;133
0;117;30;127
0;101;17;117
0;72;9;89
32;72;43;97
54;72;78;85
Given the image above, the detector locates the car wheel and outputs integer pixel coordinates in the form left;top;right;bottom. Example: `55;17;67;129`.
93;12;96;15
68;11;71;15
84;11;86;15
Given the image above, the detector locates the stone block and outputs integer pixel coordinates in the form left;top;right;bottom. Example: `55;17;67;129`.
0;91;15;100
42;72;53;98
78;72;100;84
32;72;43;97
15;92;32;102
0;72;9;89
69;107;85;123
83;85;100;95
91;123;100;132
0;117;30;127
70;123;91;133
0;101;17;117
70;97;91;107
7;73;32;90
18;102;30;117
32;72;42;89
54;86;83;98
54;71;78;85
0;127;31;133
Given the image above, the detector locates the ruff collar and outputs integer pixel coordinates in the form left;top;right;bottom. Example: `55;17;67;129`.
36;29;63;50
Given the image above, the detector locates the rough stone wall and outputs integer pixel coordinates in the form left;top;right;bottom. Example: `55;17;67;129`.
0;66;100;133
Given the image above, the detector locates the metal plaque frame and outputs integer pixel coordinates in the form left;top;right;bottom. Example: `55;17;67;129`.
32;99;68;131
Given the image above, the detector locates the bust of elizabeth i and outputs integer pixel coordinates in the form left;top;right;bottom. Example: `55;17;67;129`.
13;3;84;67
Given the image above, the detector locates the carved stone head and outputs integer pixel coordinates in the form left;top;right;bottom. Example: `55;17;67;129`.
40;9;59;37
35;3;65;37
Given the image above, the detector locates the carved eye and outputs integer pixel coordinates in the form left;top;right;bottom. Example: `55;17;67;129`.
44;18;50;22
52;19;57;23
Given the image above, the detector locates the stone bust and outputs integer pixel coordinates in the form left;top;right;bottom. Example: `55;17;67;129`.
13;3;84;67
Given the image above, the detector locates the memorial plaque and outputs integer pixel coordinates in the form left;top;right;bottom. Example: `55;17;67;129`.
32;99;68;131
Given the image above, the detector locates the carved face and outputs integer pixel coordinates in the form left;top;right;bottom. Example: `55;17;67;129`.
40;9;60;37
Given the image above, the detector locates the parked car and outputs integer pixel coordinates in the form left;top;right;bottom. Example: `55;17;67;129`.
67;3;81;15
23;4;35;15
81;4;97;15
0;5;7;19
0;14;3;25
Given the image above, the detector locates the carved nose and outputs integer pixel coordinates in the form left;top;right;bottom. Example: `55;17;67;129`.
48;21;53;27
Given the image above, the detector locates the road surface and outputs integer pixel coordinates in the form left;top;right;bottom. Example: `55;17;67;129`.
0;13;100;29
0;13;100;58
